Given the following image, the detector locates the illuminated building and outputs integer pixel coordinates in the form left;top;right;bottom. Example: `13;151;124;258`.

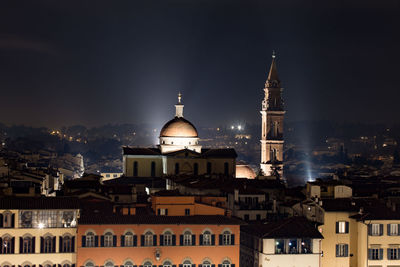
123;94;237;178
77;214;242;267
240;216;323;267
260;52;285;179
0;197;80;267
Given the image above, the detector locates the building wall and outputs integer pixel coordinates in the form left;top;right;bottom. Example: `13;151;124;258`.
124;156;163;177
0;209;77;266
77;224;240;266
260;239;321;267
357;219;400;267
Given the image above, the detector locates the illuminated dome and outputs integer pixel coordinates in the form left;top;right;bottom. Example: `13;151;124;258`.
236;165;256;179
160;117;198;138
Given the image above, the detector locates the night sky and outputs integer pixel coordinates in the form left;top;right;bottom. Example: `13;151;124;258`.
1;0;400;128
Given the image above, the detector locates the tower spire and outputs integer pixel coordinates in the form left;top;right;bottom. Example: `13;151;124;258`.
267;51;280;86
175;92;184;118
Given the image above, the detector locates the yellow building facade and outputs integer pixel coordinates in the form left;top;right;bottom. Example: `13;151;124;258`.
0;197;80;267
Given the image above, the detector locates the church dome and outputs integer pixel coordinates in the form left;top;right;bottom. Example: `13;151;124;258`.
236;164;256;179
160;117;198;138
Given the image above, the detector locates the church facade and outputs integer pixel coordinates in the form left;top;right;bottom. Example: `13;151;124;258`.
123;94;237;178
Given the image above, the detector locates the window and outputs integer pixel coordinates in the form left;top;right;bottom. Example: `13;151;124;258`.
336;244;349;257
143;262;152;267
2;212;14;228
369;224;383;236
1;236;13;254
368;248;383;260
207;162;212;174
133;161;138;177
288;239;298;253
85;262;95;267
21;236;34;253
224;162;229;176
104;232;113;247
202;231;211;245
301;239;312;254
336;221;349;234
158;208;168;216
244;214;249;221
124;232;134;247
124;261;133;267
163;231;173;246
185;209;190;216
175;163;180;175
151;162;156;177
86;232;95;247
43;236;54;253
202;261;211;267
63;264;70;267
182;260;192;267
61;236;73;252
388;224;399;236
222;231;232;245
183;231;192;246
388;248;400;260
163;261;172;267
193;163;198;175
275;239;285;254
105;261;114;267
144;231;154;246
222;260;231;267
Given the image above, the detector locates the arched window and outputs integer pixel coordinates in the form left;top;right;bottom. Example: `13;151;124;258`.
193;163;198;175
62;235;73;252
104;232;113;247
206;162;212;174
270;148;277;162
104;261;114;267
163;261;172;267
144;231;153;246
202;261;211;267
151;161;156;177
86;232;95;247
224;162;229;176
163;231;172;246
1;236;13;254
175;163;179;175
202;230;211;245
222;260;231;267
45;264;52;267
182;260;192;267
133;161;138;176
124;232;134;247
43;236;54;253
63;264;71;267
143;261;152;267
22;236;33;253
124;261;133;267
23;265;30;267
183;231;192;246
222;230;231;245
85;262;95;267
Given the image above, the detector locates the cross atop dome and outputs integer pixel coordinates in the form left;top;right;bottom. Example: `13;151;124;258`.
178;92;182;104
175;92;184;118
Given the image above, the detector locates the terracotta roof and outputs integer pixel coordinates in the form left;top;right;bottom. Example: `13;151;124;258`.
0;197;80;209
79;214;245;225
241;216;323;239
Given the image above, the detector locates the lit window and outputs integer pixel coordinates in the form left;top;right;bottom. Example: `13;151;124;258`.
389;224;399;236
104;232;113;247
222;231;231;245
202;231;211;245
144;231;153;246
370;224;382;236
86;232;95;247
163;231;172;246
183;231;192;246
125;232;134;247
336;221;348;234
222;260;231;267
1;236;13;254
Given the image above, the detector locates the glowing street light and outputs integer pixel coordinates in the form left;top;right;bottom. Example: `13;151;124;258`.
38;223;45;229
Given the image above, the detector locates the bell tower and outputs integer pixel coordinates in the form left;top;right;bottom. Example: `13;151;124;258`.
260;52;285;179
